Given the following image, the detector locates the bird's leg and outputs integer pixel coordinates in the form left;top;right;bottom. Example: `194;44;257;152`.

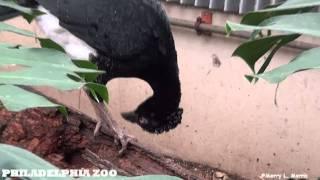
89;54;136;154
93;102;136;155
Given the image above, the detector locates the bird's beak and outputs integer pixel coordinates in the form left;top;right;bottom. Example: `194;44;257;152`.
121;111;139;123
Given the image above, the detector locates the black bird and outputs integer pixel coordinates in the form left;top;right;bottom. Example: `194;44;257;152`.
17;0;183;135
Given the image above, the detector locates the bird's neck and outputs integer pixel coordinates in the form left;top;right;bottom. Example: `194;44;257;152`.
146;73;181;113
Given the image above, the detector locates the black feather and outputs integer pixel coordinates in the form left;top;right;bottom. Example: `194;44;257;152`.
31;0;183;133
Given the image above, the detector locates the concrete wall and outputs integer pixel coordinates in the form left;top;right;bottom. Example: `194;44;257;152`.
107;4;320;179
107;30;320;179
1;4;320;179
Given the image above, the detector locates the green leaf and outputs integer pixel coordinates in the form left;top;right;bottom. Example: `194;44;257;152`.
0;85;58;111
73;60;98;70
0;144;181;180
0;45;104;90
256;42;282;75
232;34;300;73
228;0;320;87
86;83;109;103
58;106;68;117
270;0;320;11
227;13;320;38
73;60;101;82
88;87;100;103
0;46;102;74
0;44;106;108
0;143;59;169
252;47;320;83
249;41;285;83
0;0;41;15
39;38;66;53
0;0;44;22
0;66;84;90
241;0;320;25
0;21;34;36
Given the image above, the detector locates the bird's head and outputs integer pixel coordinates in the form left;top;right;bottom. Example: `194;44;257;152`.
121;95;183;134
120;48;183;134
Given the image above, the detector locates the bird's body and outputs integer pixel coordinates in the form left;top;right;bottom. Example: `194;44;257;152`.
19;0;183;133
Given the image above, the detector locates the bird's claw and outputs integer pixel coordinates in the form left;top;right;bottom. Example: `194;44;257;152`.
93;120;102;137
115;133;136;156
93;119;136;155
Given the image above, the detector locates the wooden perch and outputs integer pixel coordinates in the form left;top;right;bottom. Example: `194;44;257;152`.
77;114;235;180
1;86;243;180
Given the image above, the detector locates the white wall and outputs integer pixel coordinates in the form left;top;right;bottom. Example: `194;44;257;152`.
106;27;320;179
106;4;320;179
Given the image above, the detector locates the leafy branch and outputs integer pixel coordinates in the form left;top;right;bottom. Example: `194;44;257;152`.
0;0;108;112
226;0;320;84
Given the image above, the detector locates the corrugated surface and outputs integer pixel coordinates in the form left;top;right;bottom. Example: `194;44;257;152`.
164;0;287;14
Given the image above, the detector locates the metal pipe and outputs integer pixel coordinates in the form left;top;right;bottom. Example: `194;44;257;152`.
169;17;316;50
